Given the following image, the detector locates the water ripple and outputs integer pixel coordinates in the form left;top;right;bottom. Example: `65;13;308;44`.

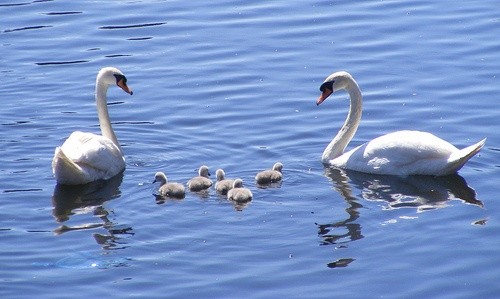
0;2;31;7
99;22;166;30
127;37;153;41
104;54;132;58
3;188;43;193
35;60;89;66
43;11;82;16
4;25;52;33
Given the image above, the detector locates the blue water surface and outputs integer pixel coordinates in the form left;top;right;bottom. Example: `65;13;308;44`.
1;0;499;298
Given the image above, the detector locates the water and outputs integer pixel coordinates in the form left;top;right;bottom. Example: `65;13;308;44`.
1;0;499;298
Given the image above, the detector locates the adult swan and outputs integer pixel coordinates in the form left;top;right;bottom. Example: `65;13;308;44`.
52;67;133;185
316;71;485;176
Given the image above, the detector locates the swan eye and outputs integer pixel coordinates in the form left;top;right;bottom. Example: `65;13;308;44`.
320;81;334;92
114;74;127;84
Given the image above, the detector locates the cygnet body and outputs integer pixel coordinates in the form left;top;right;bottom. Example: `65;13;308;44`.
153;172;185;198
227;179;253;203
215;169;235;195
255;162;283;184
188;165;212;191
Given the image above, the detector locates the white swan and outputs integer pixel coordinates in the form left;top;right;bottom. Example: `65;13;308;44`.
255;162;283;184
52;67;133;185
227;179;253;203
215;169;235;195
316;71;485;176
153;172;186;199
187;165;213;191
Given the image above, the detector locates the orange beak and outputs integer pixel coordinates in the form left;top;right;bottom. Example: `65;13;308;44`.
117;79;133;95
316;88;332;106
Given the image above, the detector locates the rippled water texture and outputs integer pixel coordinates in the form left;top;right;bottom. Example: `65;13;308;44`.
1;0;499;298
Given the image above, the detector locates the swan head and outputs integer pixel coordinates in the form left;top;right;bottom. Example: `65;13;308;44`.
316;71;354;105
232;179;244;188
216;169;225;181
153;172;167;184
198;165;211;177
272;162;283;172
98;67;133;95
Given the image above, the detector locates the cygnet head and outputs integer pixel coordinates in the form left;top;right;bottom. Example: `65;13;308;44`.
98;67;133;95
232;178;244;188
153;172;167;185
273;162;283;173
216;169;225;181
198;165;210;178
316;71;355;105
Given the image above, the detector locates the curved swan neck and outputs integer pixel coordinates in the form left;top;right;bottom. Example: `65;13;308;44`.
96;79;122;154
322;78;362;162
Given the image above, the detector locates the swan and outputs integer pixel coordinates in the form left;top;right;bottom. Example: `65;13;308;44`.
153;172;185;199
316;71;485;176
187;165;213;191
52;67;133;185
255;162;283;184
215;169;235;195
227;179;253;203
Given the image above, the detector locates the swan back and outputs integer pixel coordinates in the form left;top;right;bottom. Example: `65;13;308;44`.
53;131;125;185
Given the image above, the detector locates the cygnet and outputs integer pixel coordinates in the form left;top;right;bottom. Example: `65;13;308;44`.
227;179;253;203
153;172;185;198
255;162;283;184
215;169;235;195
187;165;212;191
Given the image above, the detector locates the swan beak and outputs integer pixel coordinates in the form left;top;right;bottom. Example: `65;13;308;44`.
316;88;332;106
117;79;133;95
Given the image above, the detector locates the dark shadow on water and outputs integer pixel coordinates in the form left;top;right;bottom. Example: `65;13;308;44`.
327;258;355;269
317;167;482;269
213;193;252;212
256;181;282;189
52;173;124;222
51;172;134;250
154;194;184;205
331;168;483;211
228;197;252;212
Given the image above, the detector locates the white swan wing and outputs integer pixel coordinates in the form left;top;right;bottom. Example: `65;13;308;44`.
53;131;125;184
331;131;462;175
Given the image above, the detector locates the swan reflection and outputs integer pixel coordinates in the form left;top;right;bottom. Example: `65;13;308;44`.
326;168;482;211
318;167;482;268
229;198;252;212
51;173;133;249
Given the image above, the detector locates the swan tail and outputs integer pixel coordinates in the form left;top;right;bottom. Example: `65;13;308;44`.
445;138;486;174
52;147;88;185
